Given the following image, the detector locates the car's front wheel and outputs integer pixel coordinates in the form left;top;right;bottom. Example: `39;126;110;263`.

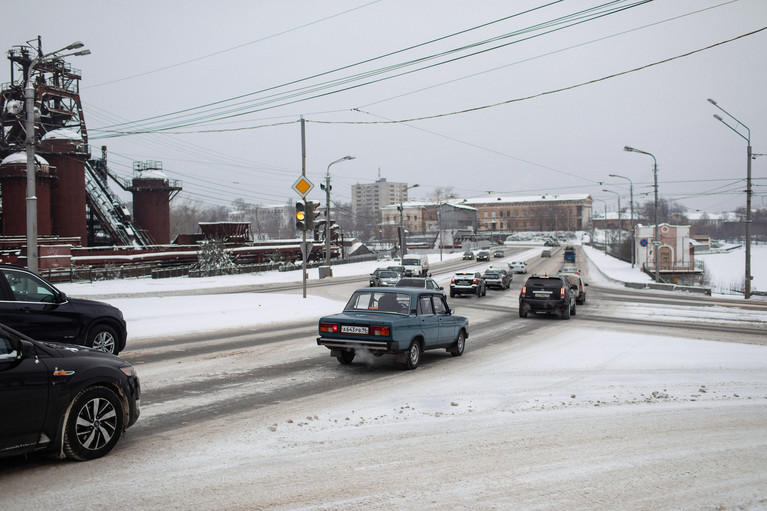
403;341;421;370
450;330;466;357
63;386;125;461
88;324;119;354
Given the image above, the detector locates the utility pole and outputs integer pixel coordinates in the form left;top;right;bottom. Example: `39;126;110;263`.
709;99;754;299
323;156;354;266
301;118;307;298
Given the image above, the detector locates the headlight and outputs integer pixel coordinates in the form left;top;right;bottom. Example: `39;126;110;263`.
120;364;137;377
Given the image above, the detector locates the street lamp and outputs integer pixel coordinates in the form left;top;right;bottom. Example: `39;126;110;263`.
708;98;753;299
592;198;608;254
25;40;90;273
398;184;419;259
323;155;354;266
602;189;621;256
609;173;635;267
624;145;660;283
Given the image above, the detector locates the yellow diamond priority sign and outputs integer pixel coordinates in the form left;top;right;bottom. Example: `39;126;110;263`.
292;176;314;197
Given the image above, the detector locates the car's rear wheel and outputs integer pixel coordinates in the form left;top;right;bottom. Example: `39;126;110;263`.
337;349;355;364
450;290;455;298
403;341;421;370
450;330;466;357
561;305;571;320
519;307;528;318
63;386;124;461
571;302;577;316
88;324;119;354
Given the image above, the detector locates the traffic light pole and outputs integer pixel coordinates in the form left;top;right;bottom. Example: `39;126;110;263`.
300;118;307;298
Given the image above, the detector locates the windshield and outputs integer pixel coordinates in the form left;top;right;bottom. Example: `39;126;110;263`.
344;291;411;313
402;258;420;266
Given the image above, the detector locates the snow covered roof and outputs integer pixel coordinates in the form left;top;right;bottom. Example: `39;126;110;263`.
1;152;50;166
460;194;592;205
136;170;169;180
41;128;83;141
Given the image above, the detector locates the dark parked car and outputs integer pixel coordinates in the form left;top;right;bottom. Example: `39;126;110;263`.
450;272;486;298
482;267;511;289
395;277;442;292
0;265;127;354
518;274;576;319
317;288;469;369
462;251;474;260
476;251;490;262
0;323;140;460
369;268;400;287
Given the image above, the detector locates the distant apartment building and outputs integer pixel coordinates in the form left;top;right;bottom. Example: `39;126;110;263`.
351;178;409;224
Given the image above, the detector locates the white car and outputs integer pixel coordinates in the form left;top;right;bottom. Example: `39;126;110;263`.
508;261;528;274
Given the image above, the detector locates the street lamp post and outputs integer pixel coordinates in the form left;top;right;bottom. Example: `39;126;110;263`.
398;184;419;259
602;189;621;255
609;173;635;267
624;146;660;283
323;155;354;266
708;98;753;299
24;40;90;273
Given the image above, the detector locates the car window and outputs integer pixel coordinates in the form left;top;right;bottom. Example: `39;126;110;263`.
433;296;449;315
1;269;57;303
0;332;14;356
418;296;434;315
345;291;409;313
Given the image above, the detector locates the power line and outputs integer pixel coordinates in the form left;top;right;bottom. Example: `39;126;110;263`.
91;1;643;135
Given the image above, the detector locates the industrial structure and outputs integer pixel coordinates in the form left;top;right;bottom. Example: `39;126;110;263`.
0;39;181;268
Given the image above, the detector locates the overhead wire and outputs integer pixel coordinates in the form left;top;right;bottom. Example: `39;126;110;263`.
91;1;646;136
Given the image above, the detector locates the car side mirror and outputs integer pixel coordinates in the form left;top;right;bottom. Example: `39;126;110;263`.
584;283;589;286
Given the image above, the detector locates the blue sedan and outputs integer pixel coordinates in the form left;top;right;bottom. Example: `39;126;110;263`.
317;288;469;370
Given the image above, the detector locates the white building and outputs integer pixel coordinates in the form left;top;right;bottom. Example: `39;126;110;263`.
636;223;696;274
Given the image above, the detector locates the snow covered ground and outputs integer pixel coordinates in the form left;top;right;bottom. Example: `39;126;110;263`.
8;244;764;510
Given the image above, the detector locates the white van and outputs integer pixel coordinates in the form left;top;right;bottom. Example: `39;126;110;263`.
402;255;429;277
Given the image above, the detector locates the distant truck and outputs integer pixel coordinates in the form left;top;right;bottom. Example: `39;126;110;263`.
564;246;576;263
402;254;429;277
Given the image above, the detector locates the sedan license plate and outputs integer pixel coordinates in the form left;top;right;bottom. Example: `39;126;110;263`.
341;325;369;335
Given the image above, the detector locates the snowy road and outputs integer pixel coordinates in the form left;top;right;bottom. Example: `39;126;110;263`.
2;247;766;510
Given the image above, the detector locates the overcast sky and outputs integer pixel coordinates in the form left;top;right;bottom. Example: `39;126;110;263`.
3;0;766;216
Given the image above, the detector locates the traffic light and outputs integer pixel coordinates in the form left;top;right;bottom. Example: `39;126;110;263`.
305;201;320;230
295;201;307;231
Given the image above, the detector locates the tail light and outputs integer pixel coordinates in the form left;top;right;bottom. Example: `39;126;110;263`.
560;287;566;298
319;323;338;334
451;278;456;284
370;325;390;337
472;278;478;284
521;285;527;295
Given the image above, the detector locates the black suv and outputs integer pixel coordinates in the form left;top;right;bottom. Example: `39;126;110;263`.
518;274;576;319
0;265;127;354
0;323;140;460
